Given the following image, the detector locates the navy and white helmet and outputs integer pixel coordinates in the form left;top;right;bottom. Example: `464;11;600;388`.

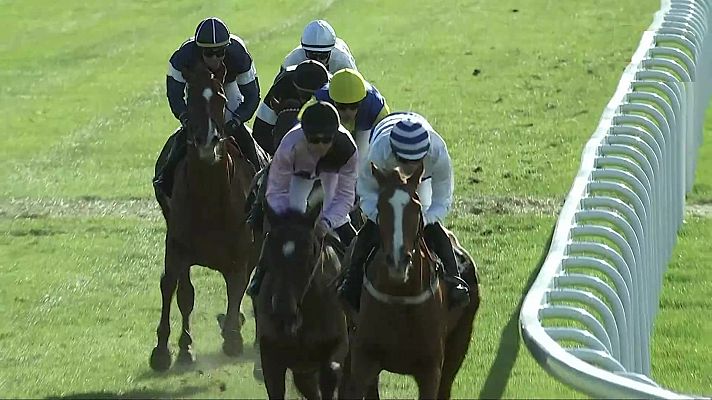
301;20;336;52
194;17;231;48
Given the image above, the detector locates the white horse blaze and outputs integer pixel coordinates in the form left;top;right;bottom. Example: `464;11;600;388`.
201;87;216;148
282;241;295;257
202;88;213;102
388;189;411;262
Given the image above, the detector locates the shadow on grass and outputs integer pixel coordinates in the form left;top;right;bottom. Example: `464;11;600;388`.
45;384;208;399
477;223;556;399
135;343;260;381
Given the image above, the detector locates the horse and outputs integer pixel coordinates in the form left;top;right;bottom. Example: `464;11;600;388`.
341;163;481;399
254;205;348;399
149;60;268;371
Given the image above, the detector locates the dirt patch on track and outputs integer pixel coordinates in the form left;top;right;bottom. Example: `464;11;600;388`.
1;196;709;220
0;197;161;220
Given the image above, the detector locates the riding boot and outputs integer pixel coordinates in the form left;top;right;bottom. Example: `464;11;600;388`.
423;222;470;309
227;120;261;170
246;164;271;230
153;128;187;198
337;219;379;311
246;237;269;297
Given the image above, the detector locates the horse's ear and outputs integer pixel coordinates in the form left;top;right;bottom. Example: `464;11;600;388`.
406;162;425;189
371;162;384;183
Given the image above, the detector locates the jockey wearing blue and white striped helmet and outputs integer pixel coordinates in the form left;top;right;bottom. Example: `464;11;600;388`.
337;111;470;312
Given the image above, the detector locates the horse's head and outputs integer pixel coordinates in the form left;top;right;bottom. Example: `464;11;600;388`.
372;162;425;283
182;61;228;163
260;204;323;336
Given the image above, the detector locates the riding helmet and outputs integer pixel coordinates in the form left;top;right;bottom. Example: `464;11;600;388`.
293;60;329;92
329;69;367;104
389;115;431;160
195;17;231;48
301;101;341;138
301;20;336;52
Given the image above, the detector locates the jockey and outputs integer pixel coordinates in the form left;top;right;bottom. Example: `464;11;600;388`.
246;101;359;297
154;17;262;197
281;20;357;74
306;68;390;166
252;60;330;155
337;112;470;311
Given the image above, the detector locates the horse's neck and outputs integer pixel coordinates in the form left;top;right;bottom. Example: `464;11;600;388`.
370;248;433;297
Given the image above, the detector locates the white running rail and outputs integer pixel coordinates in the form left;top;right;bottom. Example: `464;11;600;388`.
519;0;711;398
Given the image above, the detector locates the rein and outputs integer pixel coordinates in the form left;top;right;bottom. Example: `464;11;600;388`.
297;235;327;305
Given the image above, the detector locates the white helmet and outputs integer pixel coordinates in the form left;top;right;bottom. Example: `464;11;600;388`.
301;20;336;52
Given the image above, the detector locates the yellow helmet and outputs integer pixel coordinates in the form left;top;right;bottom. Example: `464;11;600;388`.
329;69;367;104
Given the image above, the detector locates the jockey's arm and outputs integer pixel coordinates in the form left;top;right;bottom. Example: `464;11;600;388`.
357;142;386;223
424;146;454;225
264;138;295;214
166;75;187;121
322;148;359;228
252;114;276;154
232;72;261;123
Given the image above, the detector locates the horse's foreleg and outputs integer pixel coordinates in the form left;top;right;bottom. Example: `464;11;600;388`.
176;268;196;364
260;344;287;400
149;269;179;371
341;348;381;400
438;310;477;399
366;375;380;400
221;267;247;356
414;362;443;400
319;359;340;400
293;370;321;400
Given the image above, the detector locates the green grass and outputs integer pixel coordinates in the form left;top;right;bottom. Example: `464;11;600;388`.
648;103;712;396
4;0;709;398
650;215;712;396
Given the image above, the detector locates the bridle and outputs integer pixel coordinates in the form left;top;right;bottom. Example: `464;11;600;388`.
363;191;440;306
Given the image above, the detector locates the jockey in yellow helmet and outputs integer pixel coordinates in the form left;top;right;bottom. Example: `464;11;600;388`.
302;68;390;167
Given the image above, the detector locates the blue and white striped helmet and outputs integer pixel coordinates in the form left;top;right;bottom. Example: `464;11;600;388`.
389;115;431;160
194;17;231;48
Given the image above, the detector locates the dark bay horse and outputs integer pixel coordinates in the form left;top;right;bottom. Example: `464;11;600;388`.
254;205;348;399
342;163;480;399
149;60;268;371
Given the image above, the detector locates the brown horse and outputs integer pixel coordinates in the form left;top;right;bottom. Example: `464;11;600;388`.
254;205;348;399
149;60;267;371
342;163;480;399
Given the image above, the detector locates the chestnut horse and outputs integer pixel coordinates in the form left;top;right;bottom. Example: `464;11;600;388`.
149;60;268;371
254;205;348;399
342;163;480;399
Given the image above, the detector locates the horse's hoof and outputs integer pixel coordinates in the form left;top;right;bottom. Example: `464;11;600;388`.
218;313;246;329
176;349;196;365
149;346;172;372
253;364;264;381
222;337;244;357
